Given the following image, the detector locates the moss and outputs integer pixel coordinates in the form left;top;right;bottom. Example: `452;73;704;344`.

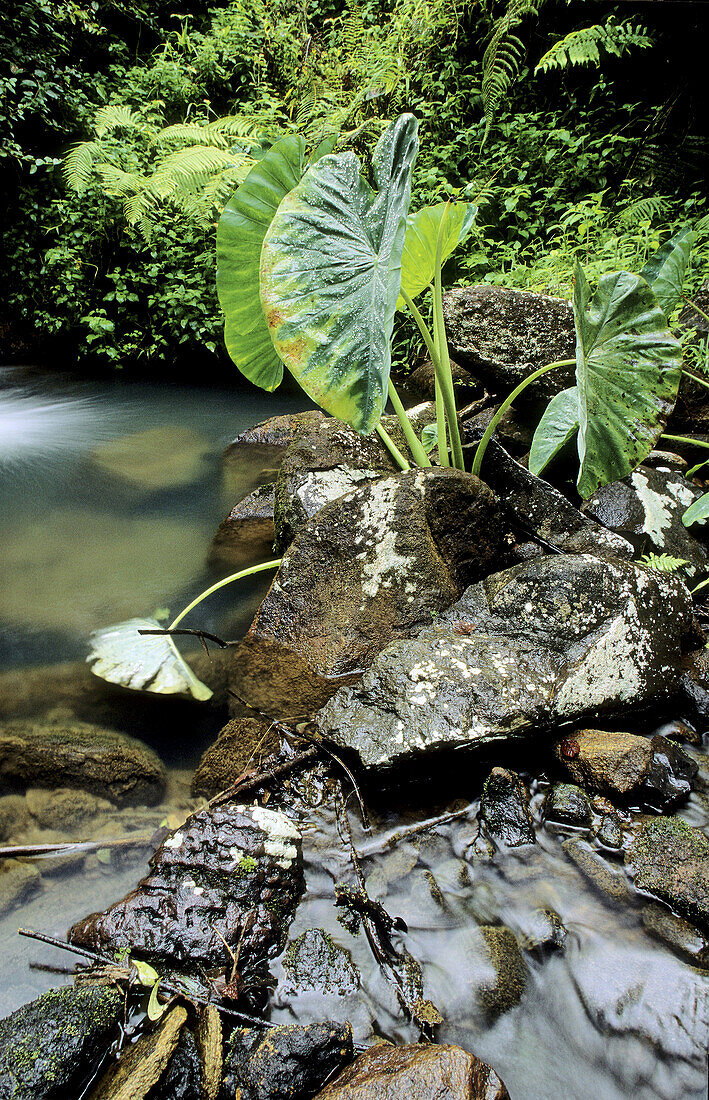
238;856;258;874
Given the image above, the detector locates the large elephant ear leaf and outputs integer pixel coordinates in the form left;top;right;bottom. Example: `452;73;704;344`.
87;618;212;701
640;225;695;318
217;134;306;391
529;386;579;477
260;114;419;433
574;263;682;500
398;201;477;307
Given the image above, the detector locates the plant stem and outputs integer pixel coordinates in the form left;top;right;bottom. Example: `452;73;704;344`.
400;287;449;465
433;201;465;471
387;379;431;467
431;306;450;467
682;295;709;326
471;358;576;479
169;559;282;630
376;423;411;471
661;433;709;452
681;369;709;392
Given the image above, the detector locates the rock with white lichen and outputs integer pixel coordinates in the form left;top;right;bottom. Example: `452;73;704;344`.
229;468;511;718
316;554;694;768
68;802;303;990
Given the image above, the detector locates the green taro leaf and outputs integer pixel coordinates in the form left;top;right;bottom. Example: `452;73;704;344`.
640;226;695;319
87;617;213;701
260;114;419;433
574;263;682;500
217;134;306;390
682;492;709;528
529;386;580;476
398;201;477;307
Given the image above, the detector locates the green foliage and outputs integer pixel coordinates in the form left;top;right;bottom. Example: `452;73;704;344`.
535;19;651;76
528;386;579;476
683;494;709;529
638;553;689;574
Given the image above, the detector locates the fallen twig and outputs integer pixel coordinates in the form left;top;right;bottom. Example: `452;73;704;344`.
1;836;154;861
354;804;474;859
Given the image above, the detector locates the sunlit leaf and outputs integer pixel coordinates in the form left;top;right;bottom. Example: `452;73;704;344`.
640;225;695;318
529;386;579;476
87;618;212;701
147;981;166;1021
260;114;419;433
683;492;709;528
217;134;306;390
421;422;438;454
133;959;160;987
398;201;476;307
574;263;682;499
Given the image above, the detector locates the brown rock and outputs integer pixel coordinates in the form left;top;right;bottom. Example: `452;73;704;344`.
553;729;653;796
405;359;481;402
313;1043;510;1100
191;717;280;800
221;411;325;504
208;483;276;570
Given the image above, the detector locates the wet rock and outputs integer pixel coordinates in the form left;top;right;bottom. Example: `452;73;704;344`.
208;484;276;570
317;554;692;767
654;717;703;747
680;646;709;724
582;465;708;577
90;427;211;492
426;924;526;1024
69;802;304;987
475;925;528;1020
545;783;592;828
313;1042;510;1100
90;1005;188;1100
147;1026;203;1100
231;469;509;718
0;794;29;842
220;1022;353;1100
562;839;636;905
281;929;359;996
595;812;624;850
641;903;709;968
405;359;481;403
444;284;576;400
223;411;325;462
0;859;41;915
641;734;698;809
25;787;112;830
518;907;567;955
0;984;123;1100
643;449;688;473
627;817;709;932
191;718;280;800
480;767;535;847
0;718;166;807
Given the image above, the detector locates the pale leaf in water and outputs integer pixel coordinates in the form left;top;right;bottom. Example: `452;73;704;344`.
133;959;160;987
87;617;213;701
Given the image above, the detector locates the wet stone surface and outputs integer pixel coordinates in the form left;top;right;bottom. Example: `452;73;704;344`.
208;483;276;570
480;768;535;848
627;817;709;933
220;1022;354;1100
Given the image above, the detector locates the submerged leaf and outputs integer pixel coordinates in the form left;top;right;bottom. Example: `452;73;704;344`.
217;134;306;390
398;201;476;307
529;386;580;476
260;114;419;433
640;226;695;318
87;618;212;701
574;263;682;499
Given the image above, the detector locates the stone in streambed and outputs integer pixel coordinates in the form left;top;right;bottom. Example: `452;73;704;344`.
230;469;509;718
317;554;693;768
90;1005;188;1100
221;1022;353;1100
627;817;709;932
191;717;280;799
147;1026;203;1100
0;984;123;1100
25;787;113;830
208;483;276;570
545;784;592;829
90;427;211;493
641;903;709;969
0;794;30;842
69;802;303;987
0;859;41;916
280;929;360;997
480;767;535;847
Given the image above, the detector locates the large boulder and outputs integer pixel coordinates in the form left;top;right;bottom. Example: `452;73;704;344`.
221;1022;354;1100
0;717;165;806
69;802;303;988
208;483;276;570
0;984;123;1100
627;817;709;932
316;555;694;768
221;411;325;503
229;469;510;718
444;285;576;400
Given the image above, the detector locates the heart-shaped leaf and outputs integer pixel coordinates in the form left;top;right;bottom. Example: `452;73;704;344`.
683;492;709;528
398;200;476;307
87;618;212;701
217;134;306;390
574;263;682;499
640;226;695;318
529;385;580;476
260;114;419;433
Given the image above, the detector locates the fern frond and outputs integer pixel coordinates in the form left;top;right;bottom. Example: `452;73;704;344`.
614;194;669;228
482;0;544;143
93;105;141;136
638;553;689;574
535;20;652;75
63;141;102;192
96;163;145;198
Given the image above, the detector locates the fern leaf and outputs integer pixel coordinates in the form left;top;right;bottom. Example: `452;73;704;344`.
482;0;544;143
638;552;689;574
615;194;669;229
62;141;102;192
94;104;141;136
535;20;652;75
96;163;145;198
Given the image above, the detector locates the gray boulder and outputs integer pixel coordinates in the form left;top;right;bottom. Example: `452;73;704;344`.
444;285;576;400
627;817;709;932
316;554;694;768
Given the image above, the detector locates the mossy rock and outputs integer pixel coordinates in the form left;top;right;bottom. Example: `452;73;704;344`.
628;817;709;932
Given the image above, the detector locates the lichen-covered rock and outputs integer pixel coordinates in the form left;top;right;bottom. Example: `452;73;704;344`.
0;718;165;806
223;411;325;461
545;784;592;829
480;768;535;847
627;818;709;932
220;1022;353;1100
281;929;359;996
444;284;576;400
230;469;509;718
582;466;708;577
208;484;276;570
316;555;693;768
191;717;280;800
0;984;123;1100
313;1043;510;1100
69;802;303;987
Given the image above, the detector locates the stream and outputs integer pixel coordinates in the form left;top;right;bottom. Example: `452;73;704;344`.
1;367;708;1100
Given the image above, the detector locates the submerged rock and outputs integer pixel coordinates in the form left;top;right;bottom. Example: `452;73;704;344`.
208;483;276;570
317;555;693;768
518;907;568;956
313;1042;510;1100
480;767;535;847
641;903;709;969
0;718;165;806
627;817;709;932
191;717;280;800
230;469;509;718
90;426;211;492
0;984;123;1100
220;1022;353;1100
444;284;576;400
223;411;325;463
0;859;40;916
69;802;303;986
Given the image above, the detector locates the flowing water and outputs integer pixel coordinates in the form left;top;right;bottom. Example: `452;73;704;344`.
1;367;708;1099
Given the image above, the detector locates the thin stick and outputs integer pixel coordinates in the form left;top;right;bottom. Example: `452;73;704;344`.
1;836;153;860
355;804;473;858
138;628;236;648
208;745;320;807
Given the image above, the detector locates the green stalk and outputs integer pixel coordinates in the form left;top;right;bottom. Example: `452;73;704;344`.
400;287;448;465
431;308;450;467
471;359;577;479
376;422;411;471
169;559;282;630
387;379;431;467
433;201;465;471
681;369;709;392
661;433;709;452
682;295;709;326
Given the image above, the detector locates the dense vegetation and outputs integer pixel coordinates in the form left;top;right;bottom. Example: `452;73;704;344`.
1;0;708;376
